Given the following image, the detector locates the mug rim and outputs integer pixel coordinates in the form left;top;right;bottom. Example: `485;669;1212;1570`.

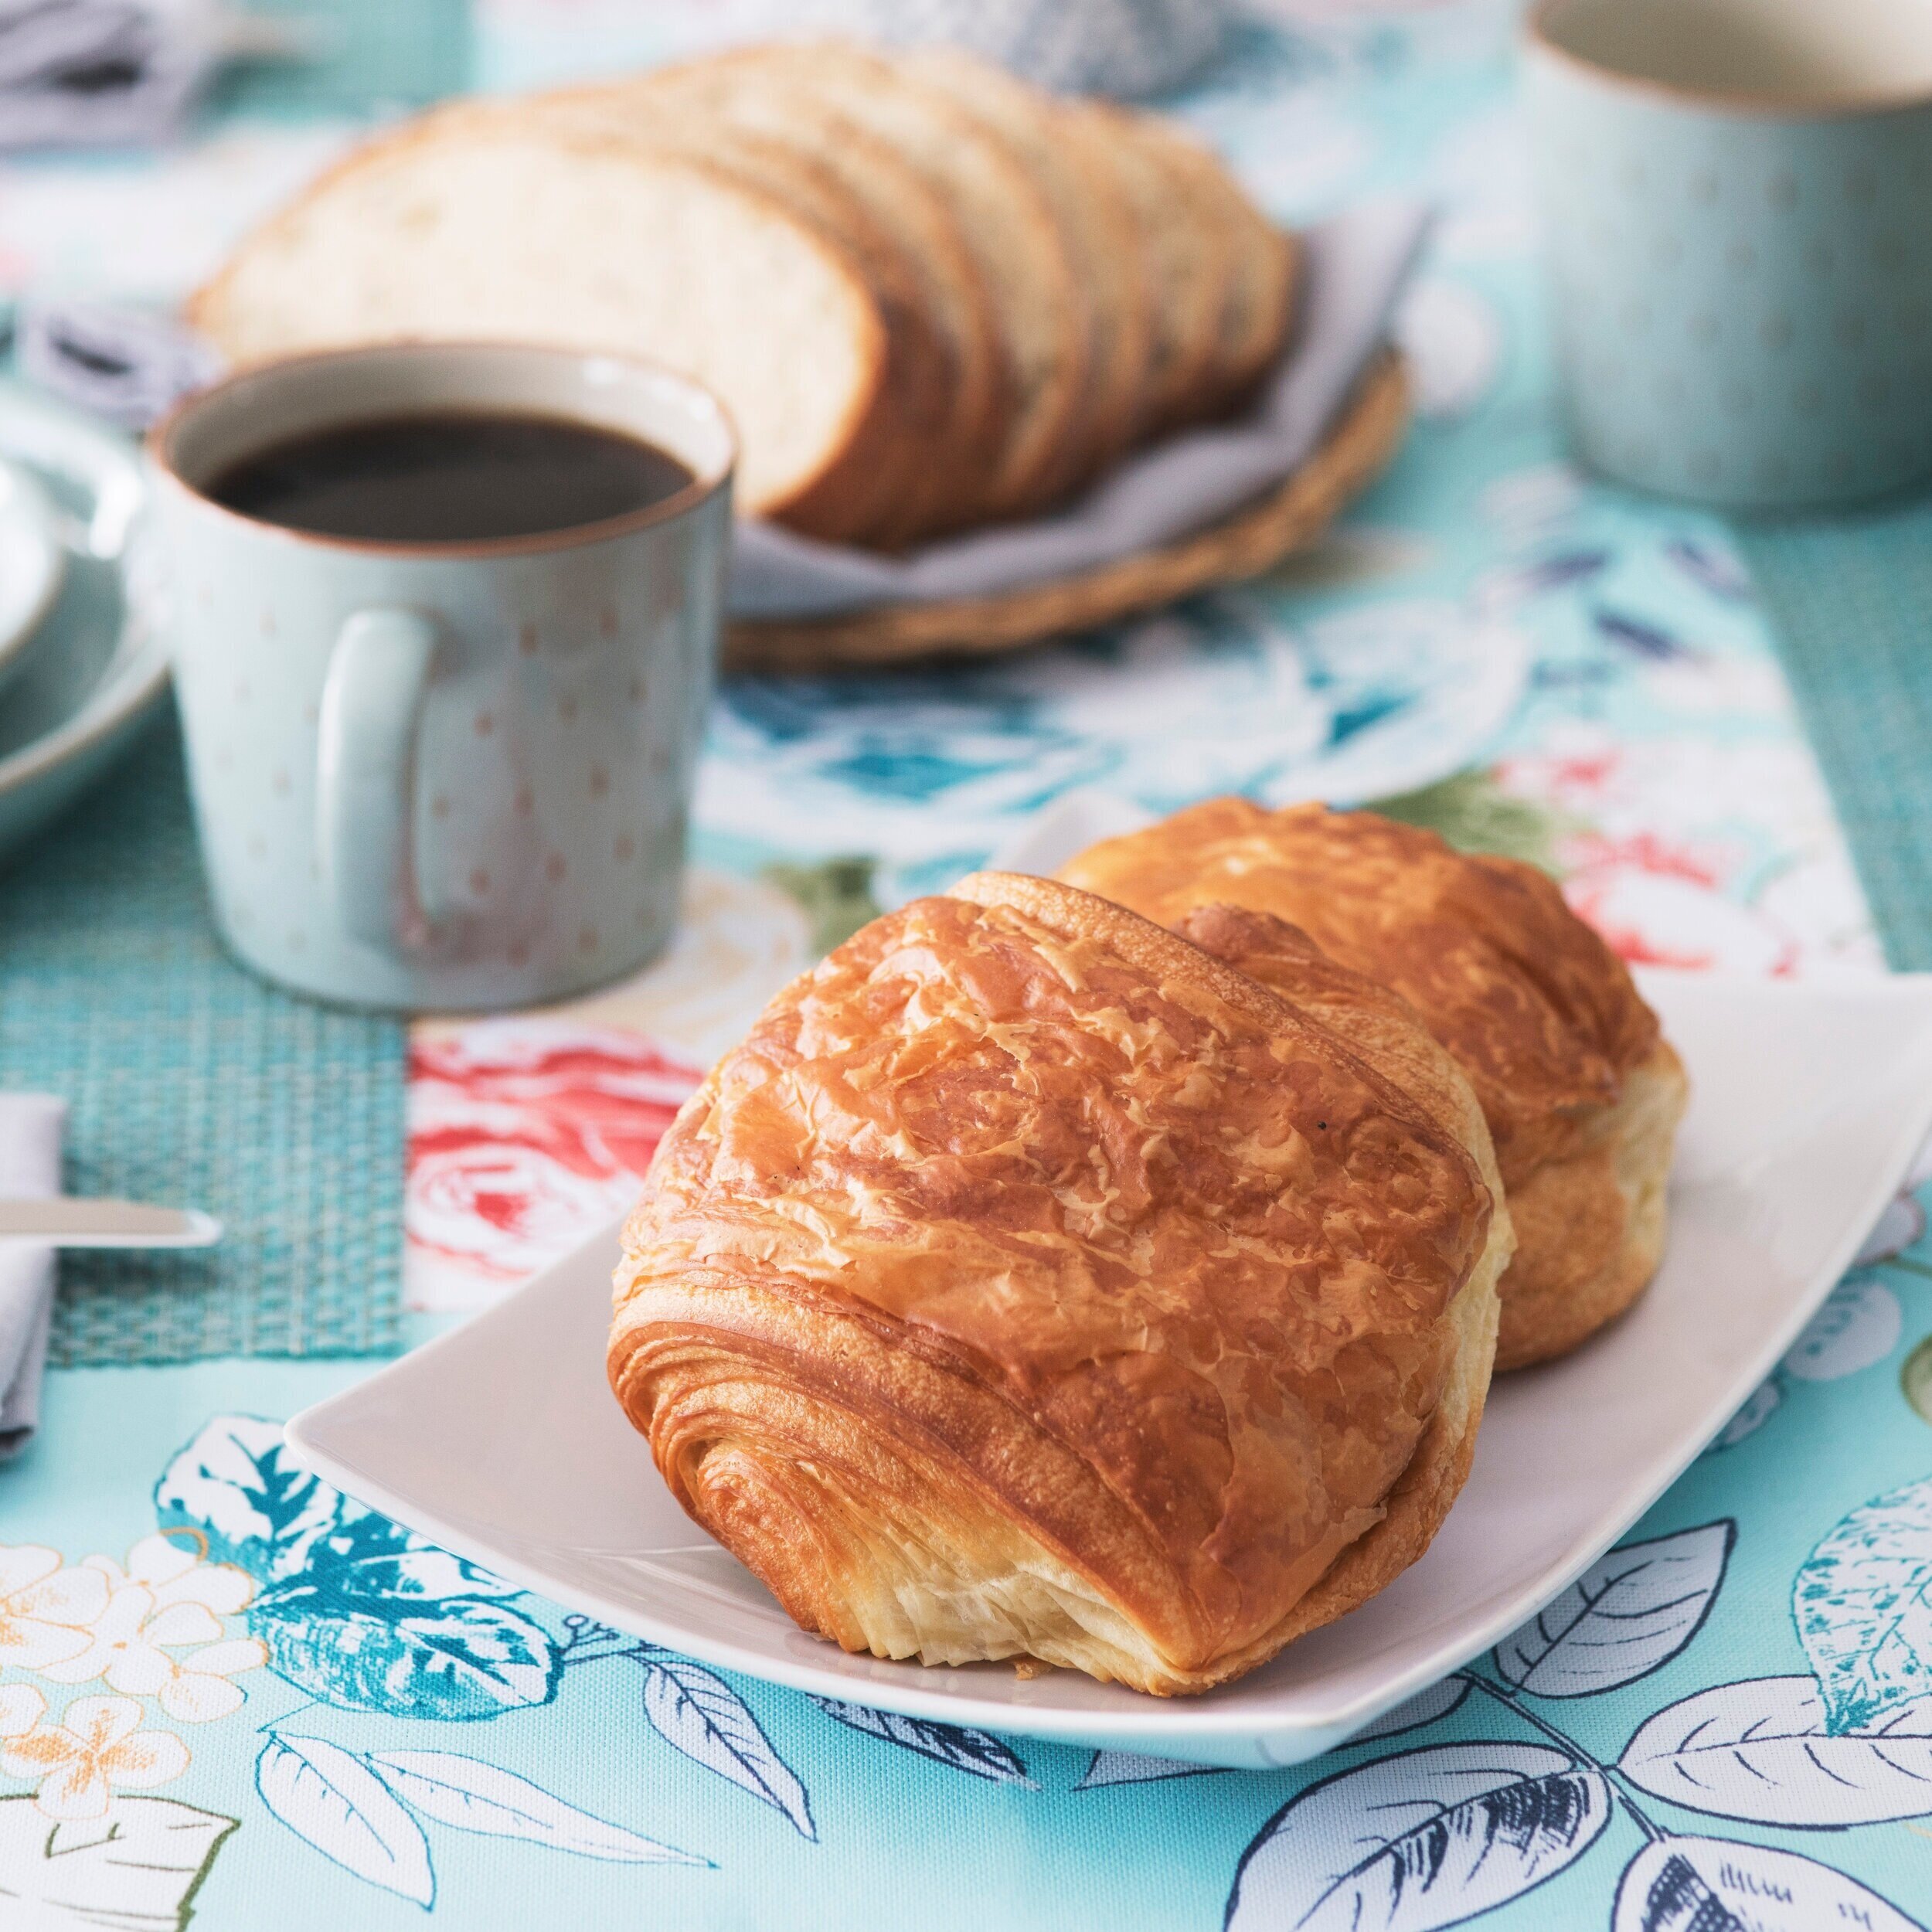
147;339;738;560
1524;0;1932;120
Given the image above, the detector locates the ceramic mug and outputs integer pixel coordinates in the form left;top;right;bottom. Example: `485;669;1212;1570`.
149;343;734;1012
1525;0;1932;509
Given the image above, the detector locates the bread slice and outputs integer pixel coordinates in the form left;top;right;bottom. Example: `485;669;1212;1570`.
1186;160;1299;409
898;48;1152;508
606;58;1002;546
700;43;1087;529
1084;104;1236;438
185;110;895;539
476;89;947;545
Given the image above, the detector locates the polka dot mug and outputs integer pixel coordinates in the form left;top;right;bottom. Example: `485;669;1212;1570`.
1526;0;1932;509
148;344;735;1011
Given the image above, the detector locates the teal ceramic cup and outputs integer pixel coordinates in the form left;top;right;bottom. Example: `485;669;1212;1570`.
148;343;735;1012
1525;0;1932;509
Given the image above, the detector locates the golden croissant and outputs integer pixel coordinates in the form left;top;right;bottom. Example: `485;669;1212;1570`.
611;872;1513;1694
1060;802;1686;1370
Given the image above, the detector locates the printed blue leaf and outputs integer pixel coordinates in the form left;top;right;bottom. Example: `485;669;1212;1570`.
1794;1475;1932;1730
1619;1675;1932;1825
1594;608;1691;662
1351;1678;1471;1743
328;1550;522;1604
307;1501;430;1571
155;1416;342;1583
1613;1834;1924;1932
1226;1743;1611;1931
250;1588;560;1720
367;1751;706;1865
811;1699;1032;1784
1663;538;1753;604
1077;1750;1223;1790
1472;551;1610;615
1493;1522;1733;1699
1781;1281;1900;1383
641;1658;815;1838
257;1734;434;1908
1705;1379;1779;1454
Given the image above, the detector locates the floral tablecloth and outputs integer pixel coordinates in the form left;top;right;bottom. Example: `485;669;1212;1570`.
4;3;1931;1927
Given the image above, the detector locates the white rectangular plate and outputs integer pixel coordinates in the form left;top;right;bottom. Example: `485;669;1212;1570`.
287;968;1932;1768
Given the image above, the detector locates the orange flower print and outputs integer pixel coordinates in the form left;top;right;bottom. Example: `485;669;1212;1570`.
37;1586;222;1693
3;1695;189;1820
155;1638;268;1723
0;1685;43;1739
83;1533;254;1617
0;1545;108;1672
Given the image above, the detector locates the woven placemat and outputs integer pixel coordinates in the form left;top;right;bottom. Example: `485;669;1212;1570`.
1734;500;1932;971
725;350;1410;674
0;711;403;1365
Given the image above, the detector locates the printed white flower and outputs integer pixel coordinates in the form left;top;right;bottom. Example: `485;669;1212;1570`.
0;1545;109;1672
83;1532;254;1616
38;1587;222;1692
152;1636;268;1723
2;1694;189;1819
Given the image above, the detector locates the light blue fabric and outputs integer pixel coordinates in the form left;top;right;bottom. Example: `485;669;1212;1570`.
0;2;1927;1927
2;1244;1931;1931
1736;509;1932;970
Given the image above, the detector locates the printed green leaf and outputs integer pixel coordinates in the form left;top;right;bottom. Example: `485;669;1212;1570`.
0;1795;237;1929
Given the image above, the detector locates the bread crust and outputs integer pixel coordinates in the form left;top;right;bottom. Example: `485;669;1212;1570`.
613;872;1504;1693
1059;802;1686;1369
1094;108;1240;436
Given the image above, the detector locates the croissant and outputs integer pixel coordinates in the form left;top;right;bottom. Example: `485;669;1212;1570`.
1059;801;1687;1369
611;872;1512;1694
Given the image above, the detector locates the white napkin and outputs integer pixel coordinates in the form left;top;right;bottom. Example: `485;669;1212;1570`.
0;0;217;148
729;197;1431;621
0;1094;63;1458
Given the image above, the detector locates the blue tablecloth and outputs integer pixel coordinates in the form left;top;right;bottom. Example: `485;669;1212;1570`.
0;4;1928;1929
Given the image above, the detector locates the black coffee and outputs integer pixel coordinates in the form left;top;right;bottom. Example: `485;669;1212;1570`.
206;411;696;543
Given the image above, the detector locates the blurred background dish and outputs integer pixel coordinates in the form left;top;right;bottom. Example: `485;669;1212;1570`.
0;451;67;699
770;0;1230;97
1526;0;1932;509
0;382;165;866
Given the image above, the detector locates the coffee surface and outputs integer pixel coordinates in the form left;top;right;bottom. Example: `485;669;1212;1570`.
206;411;696;543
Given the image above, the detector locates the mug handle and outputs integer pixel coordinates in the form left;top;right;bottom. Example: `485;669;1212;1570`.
316;607;438;952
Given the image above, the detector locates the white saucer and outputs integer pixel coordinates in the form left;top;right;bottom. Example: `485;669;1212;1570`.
287;967;1932;1768
0;453;66;699
0;384;165;866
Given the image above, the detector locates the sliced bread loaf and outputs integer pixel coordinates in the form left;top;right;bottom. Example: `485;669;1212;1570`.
188;113;898;538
